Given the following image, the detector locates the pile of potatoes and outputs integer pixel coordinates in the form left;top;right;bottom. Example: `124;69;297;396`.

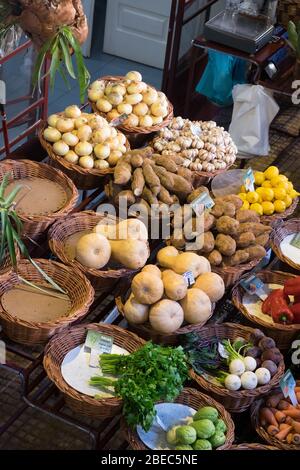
75;219;150;270
43;106;128;170
88;71;169;129
123;246;225;335
170;191;272;268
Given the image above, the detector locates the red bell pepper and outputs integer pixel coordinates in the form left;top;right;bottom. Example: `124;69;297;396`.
283;277;300;297
290;303;300;324
262;289;294;324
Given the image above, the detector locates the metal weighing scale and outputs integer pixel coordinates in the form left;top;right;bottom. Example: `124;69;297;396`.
204;10;275;54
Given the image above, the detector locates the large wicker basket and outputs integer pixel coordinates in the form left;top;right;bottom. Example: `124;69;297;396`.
39;122;130;190
116;295;214;345
0;159;78;240
251;388;300;450
230;443;278;450
124;387;235;450
0;259;94;345
278;0;300;28
43;323;145;418
189;323;285;413
212;257;263;289
232;270;300;350
0;246;20;276
270;218;300;270
48;211;142;291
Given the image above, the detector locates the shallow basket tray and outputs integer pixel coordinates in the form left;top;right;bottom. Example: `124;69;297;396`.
192;165;235;189
189;323;285;413
89;76;173;136
0;259;94;345
232;270;300;350
230;443;278;450
43;323;145;418
116;294;214;346
0;246;20;276
124;387;235;450
0;159;78;240
48;211;141;291
212;257;263;289
251;388;300;451
270;218;300;270
260;197;298;226
39;121;130;190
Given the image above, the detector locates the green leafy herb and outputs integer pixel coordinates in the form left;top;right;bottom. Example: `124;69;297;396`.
90;342;188;431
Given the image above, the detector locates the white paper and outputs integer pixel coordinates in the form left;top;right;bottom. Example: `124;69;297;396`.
280;234;300;267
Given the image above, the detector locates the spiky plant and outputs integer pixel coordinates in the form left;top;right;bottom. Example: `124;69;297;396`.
288;20;300;60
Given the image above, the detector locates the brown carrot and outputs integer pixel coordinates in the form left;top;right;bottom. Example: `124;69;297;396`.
275;425;292;441
266;393;284;408
267;425;279;436
292;434;300;445
279;423;290;430
285;416;293;425
283;409;300;419
275;411;286;423
260;407;278;427
278;400;293;410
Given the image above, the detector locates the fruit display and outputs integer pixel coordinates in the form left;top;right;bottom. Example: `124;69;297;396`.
106;147;194;209
151;117;237;173
182;330;283;392
238;166;299;216
166;405;228;450
122;247;225;334
75;218;149;270
42;105;128;170
88;71;171;129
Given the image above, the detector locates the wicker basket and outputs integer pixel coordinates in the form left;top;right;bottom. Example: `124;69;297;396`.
251;389;300;450
43;323;145;418
0;259;94;345
270;218;300;270
0;159;78;240
39;121;130;190
232;270;300;350
278;0;300;28
260;197;298;226
124;387;235;450
230;443;278;450
116;294;214;346
48;211;141;291
212;257;263;289
189;323;285;413
89;76;173;138
0;246;20;276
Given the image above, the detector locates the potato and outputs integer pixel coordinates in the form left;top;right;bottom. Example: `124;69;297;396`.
236;232;256;248
208;250;222;266
222;202;236;218
180;288;212;324
222;250;250;266
236;209;260;223
215;234;236;256
216;195;243;210
199;231;215;254
256;233;270;247
187;186;209;204
216;216;239;235
195;272;225;303
210;203;224;218
132;271;164;304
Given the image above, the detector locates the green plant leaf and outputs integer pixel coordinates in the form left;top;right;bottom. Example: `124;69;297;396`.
58;63;71;90
288;21;298;52
5;222;16;267
28;257;66;294
49;41;60;90
32;35;54;92
0;172;12;199
9;209;23;237
59;36;76;79
3;184;23;208
0;209;7;262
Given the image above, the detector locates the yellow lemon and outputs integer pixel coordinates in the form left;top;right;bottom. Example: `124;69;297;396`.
289;189;299;199
284;195;292;208
261;188;274;202
262;180;272;188
276;181;289;191
254;171;265;186
261;201;274;215
240;185;247;193
241;200;250;210
257;194;262;203
256;187;264;195
264;166;279;180
274;200;286;213
246;191;259;204
238;193;247;201
273;187;286;201
287;182;294;192
271;174;288;185
250;203;263;216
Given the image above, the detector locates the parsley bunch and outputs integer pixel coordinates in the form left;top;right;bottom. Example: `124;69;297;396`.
90;342;188;431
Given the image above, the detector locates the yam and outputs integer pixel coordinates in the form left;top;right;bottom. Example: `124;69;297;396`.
256;234;270;247
236;209;260;223
216;216;239;235
245;245;267;261
142;186;158;205
130;154;144;168
236;232;256;248
132;168;145;197
177;167;192;182
115;190;135;206
208;250;222;266
143;162;161;195
238;223;272;236
114;160;132;185
158;186;174;205
154;155;178;173
187;187;209;204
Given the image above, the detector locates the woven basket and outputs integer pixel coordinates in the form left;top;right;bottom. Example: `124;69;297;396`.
0;246;20;276
232;270;300;350
189;323;285;413
48;211;141;291
89;76;173;137
39;121;130;190
212;257;262;289
43;323;145;418
230;443;278;450
0;159;78;240
116;294;214;346
124;387;235;450
260;197;298;226
192;165;236;189
270;218;300;270
0;259;94;345
251;388;300;450
278;0;300;28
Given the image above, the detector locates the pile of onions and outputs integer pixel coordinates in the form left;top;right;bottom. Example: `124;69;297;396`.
43;106;128;169
88;71;169;128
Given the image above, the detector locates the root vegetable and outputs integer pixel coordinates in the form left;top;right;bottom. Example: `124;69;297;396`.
246;346;262;359
255;234;270;247
275;426;292;441
194;272;225;303
115;190;136;206
180;288;212;324
261;360;278;377
260;407;278;427
94;143;111;160
139;115;153;127
204;213;215;232
255;368;271;385
48;114;59;127
114;161;132;185
125;93;143;105
243;356;257;372
96;99;112;113
229;359;245;376
266;393;284;408
215;234;236;257
236;209;260;223
142;163;161;195
62;132;79;147
278;400;293;411
224;374;241;391
76;233;111;269
222;250;250;266
267;425;279;436
132;168;145;197
154;155;178;173
275;411;286;424
53;140;69;156
94;160;109;170
132;271;164;304
133;102;149;117
108;151;123;166
292;434;300;445
130;154;144;168
236;232;256;249
125;114;139;127
216;216;239;235
158;186;174;205
126;71;142;81
43;127;61;143
117;103;133;115
171;174;193;196
245;245;267;261
78;156;94;169
258;337;276;350
65;105;81;119
142;265;162;278
161;270;188;301
109;239;149;269
56;118;74;133
64;151;79;164
282;409;300;419
238;223;272;236
75;116;89;129
222;202;236;218
199;231;215;254
77;125;93;142
208;250;222;266
124;294;149;324
75;142;93;156
261;348;283;365
149;299;184;334
240;371;257;389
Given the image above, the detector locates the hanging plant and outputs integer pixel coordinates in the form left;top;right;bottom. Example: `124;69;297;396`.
0;0;90;102
0;172;65;294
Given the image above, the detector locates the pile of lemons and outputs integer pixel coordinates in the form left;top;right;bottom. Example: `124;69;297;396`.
238;166;299;216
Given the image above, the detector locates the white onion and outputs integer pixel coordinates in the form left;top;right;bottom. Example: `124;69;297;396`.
126;71;142;82
75;142;93;156
125;93;143;105
224;374;241;391
139;115;153;127
47;114;59;127
64;105;81;119
96;99;112;113
79;156;94;169
62;132;79;147
56;118;74;133
64;151;79;164
43;127;61;143
75;116;89;129
241;371;258;390
77;125;93;142
53;140;69;156
94;143;110;159
94;159;110;170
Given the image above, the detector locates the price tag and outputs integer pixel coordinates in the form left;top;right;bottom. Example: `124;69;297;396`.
240;275;270;300
290;233;300;250
243;168;255;192
280;369;298;406
191;192;215;214
85;330;113;367
183;271;195;287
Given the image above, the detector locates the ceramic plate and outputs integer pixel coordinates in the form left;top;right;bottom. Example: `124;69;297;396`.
61;343;128;397
137;403;196;450
280;233;300;267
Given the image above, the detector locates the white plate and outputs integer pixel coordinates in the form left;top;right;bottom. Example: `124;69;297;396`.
242;283;285;325
137;403;196;450
61;343;128;397
280;233;300;267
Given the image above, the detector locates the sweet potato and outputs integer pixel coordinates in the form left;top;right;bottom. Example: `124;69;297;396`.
255;233;270;247
236;209;260;223
132;168;145;197
236;232;256;248
177;167;192;182
222;250;249;266
238;223;272;236
115;190;135;206
215;234;236;256
142;186;158;205
216;216;239;235
222;202;236;218
208;250;222;266
215;195;243;210
154;155;178;173
200;231;215;254
158;186;174;205
143;162;161;196
245;245;267;261
130;154;144;168
114;160;132;185
187;187;209;204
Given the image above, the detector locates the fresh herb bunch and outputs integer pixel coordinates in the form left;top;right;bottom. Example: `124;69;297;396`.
180;332;222;375
90;342;188;431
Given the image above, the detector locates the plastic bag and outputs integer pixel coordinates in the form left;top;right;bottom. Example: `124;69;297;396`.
229;84;279;157
0;25;23;59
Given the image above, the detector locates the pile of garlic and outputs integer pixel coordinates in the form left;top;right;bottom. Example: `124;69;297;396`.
88;71;169;128
43;106;128;170
152;117;237;173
